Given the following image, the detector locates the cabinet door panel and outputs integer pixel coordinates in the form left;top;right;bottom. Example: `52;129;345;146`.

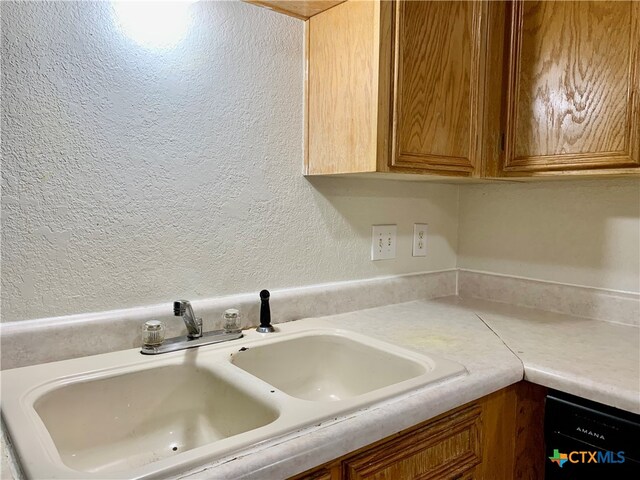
504;0;640;172
343;405;481;480
391;0;488;175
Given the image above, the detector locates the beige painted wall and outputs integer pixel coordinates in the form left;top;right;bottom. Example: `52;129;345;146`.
457;179;640;293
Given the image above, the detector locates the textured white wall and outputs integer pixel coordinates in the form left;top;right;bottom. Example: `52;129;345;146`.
4;0;636;324
458;179;640;293
1;0;459;322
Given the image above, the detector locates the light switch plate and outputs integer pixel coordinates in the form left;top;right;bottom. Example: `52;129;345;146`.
412;223;427;257
371;225;397;261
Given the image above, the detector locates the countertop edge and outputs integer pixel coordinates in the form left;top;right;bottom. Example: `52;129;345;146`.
523;365;640;415
172;367;523;480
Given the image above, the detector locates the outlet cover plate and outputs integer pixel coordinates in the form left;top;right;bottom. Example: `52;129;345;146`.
371;225;397;261
413;223;427;257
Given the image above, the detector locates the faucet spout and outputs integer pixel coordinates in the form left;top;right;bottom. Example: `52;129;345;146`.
173;300;202;338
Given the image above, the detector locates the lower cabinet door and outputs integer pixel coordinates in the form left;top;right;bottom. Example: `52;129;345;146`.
342;406;482;480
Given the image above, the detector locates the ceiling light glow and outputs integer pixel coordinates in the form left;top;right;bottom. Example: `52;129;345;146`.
112;1;194;50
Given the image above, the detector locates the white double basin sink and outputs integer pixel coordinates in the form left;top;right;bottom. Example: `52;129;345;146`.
1;318;466;479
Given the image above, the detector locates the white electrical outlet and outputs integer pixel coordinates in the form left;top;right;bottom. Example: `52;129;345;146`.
412;223;427;257
371;225;397;261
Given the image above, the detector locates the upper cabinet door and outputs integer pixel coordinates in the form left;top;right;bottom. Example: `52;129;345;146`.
391;1;489;176
503;0;640;173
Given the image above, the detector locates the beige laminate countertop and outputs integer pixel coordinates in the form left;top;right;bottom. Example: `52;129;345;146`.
170;296;639;480
442;297;640;414
2;296;638;480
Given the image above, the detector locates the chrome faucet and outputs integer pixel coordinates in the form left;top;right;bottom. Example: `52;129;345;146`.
173;300;202;338
140;299;243;355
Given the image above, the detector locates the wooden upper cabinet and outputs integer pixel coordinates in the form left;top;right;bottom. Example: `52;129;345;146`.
391;1;488;175
302;0;638;179
306;0;387;175
305;0;496;178
501;0;640;174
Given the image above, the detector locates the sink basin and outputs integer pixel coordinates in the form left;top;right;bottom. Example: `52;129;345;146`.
1;318;466;479
231;333;427;401
34;365;279;474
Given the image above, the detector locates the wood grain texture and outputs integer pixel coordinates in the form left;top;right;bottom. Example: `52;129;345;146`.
244;1;346;20
303;19;310;174
499;167;640;179
307;0;380;174
503;0;640;172
513;382;547;480
291;467;337;480
476;386;517;479
374;0;393;173
289;382;547;480
480;0;508;178
342;405;482;480
476;382;547;480
391;0;489;175
302;0;637;179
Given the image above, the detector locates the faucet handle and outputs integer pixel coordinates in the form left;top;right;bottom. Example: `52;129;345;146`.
142;320;166;347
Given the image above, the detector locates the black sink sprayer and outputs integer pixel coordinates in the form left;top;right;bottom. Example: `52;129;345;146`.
256;289;275;333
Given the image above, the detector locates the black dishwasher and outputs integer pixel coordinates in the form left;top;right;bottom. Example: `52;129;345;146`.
544;389;640;479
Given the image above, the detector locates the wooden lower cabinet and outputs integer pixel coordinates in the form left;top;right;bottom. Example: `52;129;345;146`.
343;404;481;479
290;382;546;480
